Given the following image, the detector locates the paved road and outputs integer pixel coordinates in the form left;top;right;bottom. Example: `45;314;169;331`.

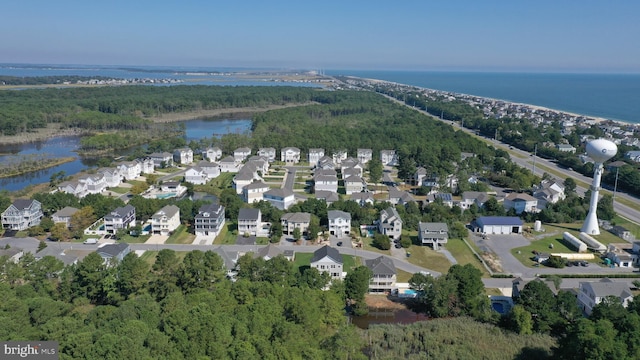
283;167;296;190
483;277;637;291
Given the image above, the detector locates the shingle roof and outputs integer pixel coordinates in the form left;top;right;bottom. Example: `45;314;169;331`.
256;244;284;259
238;208;260;221
281;212;311;223
476;216;523;226
97;243;129;258
153;205;180;219
328;210;351;221
581;279;633;299
12;199;36;210
311;245;342;264
52;206;79;218
365;256;396;276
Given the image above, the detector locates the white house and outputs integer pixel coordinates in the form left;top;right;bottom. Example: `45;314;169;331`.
318;156;336;170
98;167;123;188
344;175;365;195
504;193;539;214
328;210;351;237
96;243;131;265
314;173;339;193
257;147;276;162
281;212;311;236
418;222;449;250
194;203;225;238
203;147;222;162
51;206;79;228
173;148;194;165
234;147;252;163
1;199;43;231
58;181;88;198
242;181;270;203
218;156;239;172
577;278;633;315
149;152;173;167
350;192;374;206
184;161;220;185
281;147;301;164
473;216;523;235
308;148;325;167
263;188;296;210
332;150;348;165
341;158;364;177
77;174;107;194
136;157;155;174
315;190;340;205
103;205;136;234
380;150;398;166
238;208;261;236
310;245;344;280
116;161;142;181
365;256;396;293
556;144;577;153
378;207;403;240
533;180;566;209
460;191;491;209
151;205;181;235
357;148;372;164
233;168;262;194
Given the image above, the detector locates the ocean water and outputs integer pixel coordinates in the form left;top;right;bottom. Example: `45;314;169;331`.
327;70;640;124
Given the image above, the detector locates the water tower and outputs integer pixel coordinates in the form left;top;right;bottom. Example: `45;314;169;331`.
581;139;617;235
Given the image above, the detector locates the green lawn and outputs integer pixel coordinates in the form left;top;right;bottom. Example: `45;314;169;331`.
446;238;491;277
119;234;150;244
127;180;147;187
360;236;390;255
406;245;452;274
165;225;195;244
262;177;282;182
612;215;640;238
536;222;627;246
214;223;237;245
139;250;188;266
396;269;413;283
107;187;129;194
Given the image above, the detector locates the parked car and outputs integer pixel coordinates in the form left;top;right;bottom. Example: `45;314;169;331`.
336;241;342;247
83;238;98;244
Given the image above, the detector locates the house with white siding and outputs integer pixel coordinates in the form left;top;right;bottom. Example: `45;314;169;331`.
151;205;181;235
258;147;276;162
308;148;325;167
2;199;43;231
332;150;348;165
194;204;225;238
234;147;252;163
242;181;270;203
344;175;365;195
378;207;403;240
58;181;88;198
264;188;296;210
203;147;222;162
310;245;344;280
357;148;372;164
281;147;301;164
328;210;351;237
577;278;633;315
103;205;136;234
418;222;448;250
52;206;79;228
380;150;398;166
77;174;107;194
173;148;194;165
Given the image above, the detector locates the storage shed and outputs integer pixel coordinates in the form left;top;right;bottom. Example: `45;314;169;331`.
474;216;523;235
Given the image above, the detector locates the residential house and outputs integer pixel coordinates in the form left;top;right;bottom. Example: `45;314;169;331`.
378;207;403;240
577;278;633;315
51;206;79;228
78;174;107;194
473;216;523;235
35;247;78;266
624;151;640;162
203;147;222;162
98;167;123;188
151;205;181;235
234;147;252;163
314;173;338;193
96;243;131;264
380;150;398;166
388;186;416;205
418;222;449;250
460;191;491;210
242;181;270;203
281;147;301;164
504;193;539;214
0;247;24;263
318;156;335;170
328;210;351;237
344;175;365;195
257;147;276;162
238;208;261;236
414;167;427;186
149;152;173;167
332;150;348;165
194;203;226;238
1;199;43;231
173;148;194;165
365;256;397;293
357;148;372;164
264;188;296;210
533;180;566;209
342;167;361;179
116;161;142;181
556;144;577;153
341;157;363;177
184;166;209;185
427;193;454;208
58;181;88;198
310;245;344;280
159;181;186;197
350;192;374;206
246;156;269;174
256;244;293;261
136;157;155;174
233;167;262;194
103;205;136;234
218;156;239;172
314;190;340;205
281;212;311;236
308;148;325;167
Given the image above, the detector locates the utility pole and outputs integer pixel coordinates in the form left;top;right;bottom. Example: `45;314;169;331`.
532;144;537;175
613;167;620;202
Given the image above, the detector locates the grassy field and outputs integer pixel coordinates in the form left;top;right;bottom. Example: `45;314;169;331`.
446;238;491;277
119;234;150;244
396;269;413;283
406;245;452;274
139;250;188;266
214;223;238;245
165;225;195;244
107;186;129;194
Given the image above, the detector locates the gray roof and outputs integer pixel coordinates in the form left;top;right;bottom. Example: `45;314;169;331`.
96;243;130;258
265;188;294;198
211;248;237;270
350;192;374;201
196;203;224;218
419;222;449;233
311;245;342;264
365;256;396;276
328;210;351;221
314;174;338;182
244;181;269;190
153;205;180;219
580;278;633;299
11;199;37;210
314;191;340;203
105;205;135;219
35;247;78;266
238;208;260;221
52;206;79;218
256;244;284;259
476;216;523;226
344;175;364;183
281;212;311;223
234;147;251;153
219;156;235;163
234;171;255;181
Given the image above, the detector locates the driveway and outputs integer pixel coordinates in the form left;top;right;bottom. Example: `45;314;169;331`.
145;234;168;244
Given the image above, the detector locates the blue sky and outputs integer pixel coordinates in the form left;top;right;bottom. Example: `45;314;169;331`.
2;1;639;72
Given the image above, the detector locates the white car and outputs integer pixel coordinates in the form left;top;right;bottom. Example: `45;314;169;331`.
83;238;98;244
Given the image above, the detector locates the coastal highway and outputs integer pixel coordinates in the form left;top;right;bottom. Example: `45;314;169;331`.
380;92;640;224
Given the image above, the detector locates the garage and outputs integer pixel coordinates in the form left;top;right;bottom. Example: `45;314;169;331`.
474;216;523;235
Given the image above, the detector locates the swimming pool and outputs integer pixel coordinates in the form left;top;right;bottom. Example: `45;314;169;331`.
156;193;176;199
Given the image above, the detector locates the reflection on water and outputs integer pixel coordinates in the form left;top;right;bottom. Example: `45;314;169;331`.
350;309;429;329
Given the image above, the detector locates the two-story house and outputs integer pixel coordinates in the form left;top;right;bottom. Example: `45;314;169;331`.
173;148;194;165
308;148;325;167
116;161;141;181
357;148;372;165
328;210;351;237
238;208;261;236
136;157;155;174
314;173;339;193
98;167;123;188
380;150;398;166
418;222;449;250
96;243;131;265
318;156;335;170
194;203;225;238
203;147;222;162
234;147;252;163
504;193;539;214
1;199;43;231
577;278;633;315
350;192;374;206
281;147;301;164
310;245;343;280
365;256;396;293
341;157;363;177
151;205;181;235
78;174;107;194
233;167;262;194
280;212;311;236
51;206;79;228
378;207;403;240
58;181;88;198
103;205;136;234
257;147;276;162
264;188;296;210
149;152;173;168
242;181;270;204
218;156;239;172
332;150;348;165
344;175;366;195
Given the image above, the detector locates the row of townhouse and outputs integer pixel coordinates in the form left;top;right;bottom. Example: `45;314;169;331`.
313;157;366;195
